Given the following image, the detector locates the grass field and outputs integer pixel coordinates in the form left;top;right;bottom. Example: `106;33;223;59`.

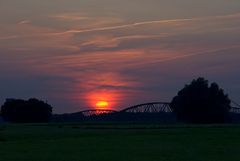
0;123;240;161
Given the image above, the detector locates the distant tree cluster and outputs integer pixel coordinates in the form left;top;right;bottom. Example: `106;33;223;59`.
1;98;52;123
171;77;231;123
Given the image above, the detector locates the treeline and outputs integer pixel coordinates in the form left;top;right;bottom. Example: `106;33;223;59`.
0;98;52;123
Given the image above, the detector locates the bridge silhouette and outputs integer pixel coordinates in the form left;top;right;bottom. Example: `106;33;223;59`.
78;100;240;117
230;100;240;113
120;102;172;113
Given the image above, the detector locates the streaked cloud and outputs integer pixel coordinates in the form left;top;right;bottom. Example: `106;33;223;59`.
50;12;240;36
50;13;89;21
18;20;31;25
0;35;19;40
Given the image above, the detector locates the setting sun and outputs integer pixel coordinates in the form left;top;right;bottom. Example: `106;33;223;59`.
96;101;109;109
86;91;120;110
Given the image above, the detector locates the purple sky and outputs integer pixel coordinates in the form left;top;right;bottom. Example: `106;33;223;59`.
1;0;240;113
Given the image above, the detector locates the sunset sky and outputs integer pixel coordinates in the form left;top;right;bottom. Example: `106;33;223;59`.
1;0;240;113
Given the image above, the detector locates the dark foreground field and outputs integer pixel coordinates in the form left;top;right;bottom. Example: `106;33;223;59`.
0;123;240;161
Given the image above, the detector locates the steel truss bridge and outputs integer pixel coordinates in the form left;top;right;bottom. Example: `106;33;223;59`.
120;102;172;113
79;102;172;117
78;100;240;117
230;100;240;113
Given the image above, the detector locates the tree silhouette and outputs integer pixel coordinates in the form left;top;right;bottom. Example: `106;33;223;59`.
170;77;231;123
1;98;52;123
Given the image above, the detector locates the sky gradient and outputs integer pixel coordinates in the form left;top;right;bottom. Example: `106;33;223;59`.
1;0;240;113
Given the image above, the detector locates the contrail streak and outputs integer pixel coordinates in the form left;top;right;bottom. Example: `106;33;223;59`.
150;45;240;64
50;12;240;36
1;12;240;40
126;45;240;69
0;35;19;40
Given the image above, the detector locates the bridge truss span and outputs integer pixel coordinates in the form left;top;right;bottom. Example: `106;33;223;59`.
230;100;240;113
120;102;172;113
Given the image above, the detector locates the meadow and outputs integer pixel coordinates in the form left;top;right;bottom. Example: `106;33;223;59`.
0;123;240;161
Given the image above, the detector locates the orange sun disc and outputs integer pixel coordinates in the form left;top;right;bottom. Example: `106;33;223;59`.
96;101;109;108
